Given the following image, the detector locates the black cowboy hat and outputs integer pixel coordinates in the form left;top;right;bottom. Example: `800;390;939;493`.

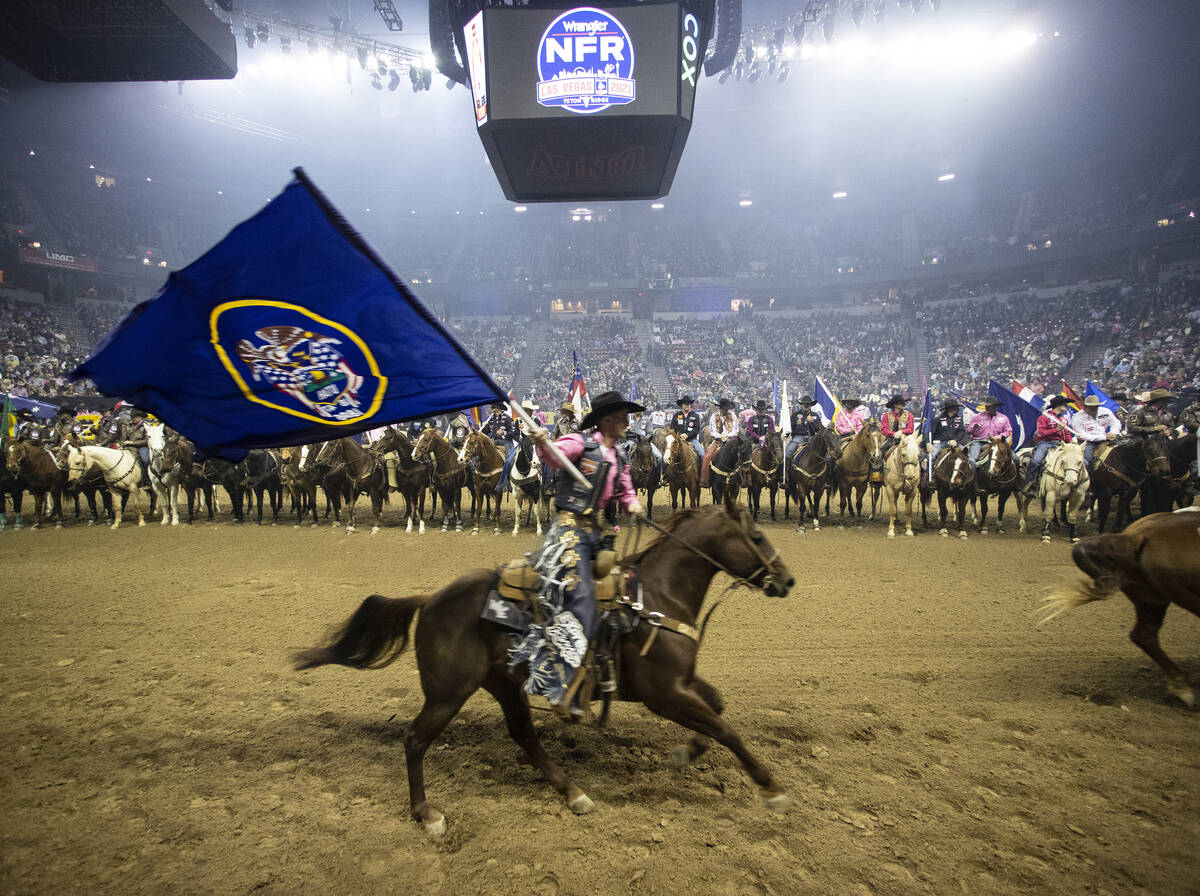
1110;392;1129;402
982;396;1000;408
675;395;695;406
489;400;506;410
941;397;960;410
797;395;817;406
842;398;862;408
581;390;644;429
717;397;734;411
753;399;770;411
1047;395;1070;409
886;395;908;409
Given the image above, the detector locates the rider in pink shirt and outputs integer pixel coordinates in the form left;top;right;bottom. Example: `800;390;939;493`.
834;398;870;436
965;396;1013;462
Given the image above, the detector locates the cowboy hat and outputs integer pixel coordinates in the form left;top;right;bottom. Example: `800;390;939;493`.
675;395;695;406
842;398;862;408
581;390;645;430
1082;395;1101;408
717;397;734;411
941;397;960;410
797;395;817;406
886;395;908;409
1047;396;1071;409
1146;388;1175;402
558;402;576;417
520;399;537;412
753;399;770;411
982;396;1000;408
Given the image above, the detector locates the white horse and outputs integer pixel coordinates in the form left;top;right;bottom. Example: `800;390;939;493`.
66;444;146;529
883;433;922;538
1036;442;1090;544
508;436;543;536
145;423;182;526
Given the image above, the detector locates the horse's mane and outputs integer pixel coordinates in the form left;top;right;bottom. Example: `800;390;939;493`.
620;506;711;568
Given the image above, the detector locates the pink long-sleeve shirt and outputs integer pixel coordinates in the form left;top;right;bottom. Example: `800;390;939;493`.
835;405;870;435
966;411;1013;441
537;432;638;512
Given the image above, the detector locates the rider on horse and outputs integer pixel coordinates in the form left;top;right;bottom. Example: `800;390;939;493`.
880;395;914;453
525;390;645;715
701;398;739;487
965;396;1013;462
784;395;821;470
1070;394;1121;466
669;395;703;462
745;400;775;446
484;401;520;493
553;403;580;439
120;407;151;481
1126;388;1176;439
926;397;970;465
1023;396;1074;489
45;406;77;448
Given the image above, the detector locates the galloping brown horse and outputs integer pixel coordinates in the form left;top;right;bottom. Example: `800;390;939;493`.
834;423;884;524
1039;510;1200;707
412;428;465;532
661;430;701;511
294;491;795;836
5;440;65;529
745;431;783;521
458;429;506;535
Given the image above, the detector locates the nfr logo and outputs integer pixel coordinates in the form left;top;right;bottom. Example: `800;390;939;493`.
536;7;636;114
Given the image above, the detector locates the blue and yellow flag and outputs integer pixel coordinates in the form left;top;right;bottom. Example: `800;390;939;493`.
72;169;505;458
1084;381;1121;416
813;376;845;427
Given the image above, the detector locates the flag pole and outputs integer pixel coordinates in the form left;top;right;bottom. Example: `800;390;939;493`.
510;400;591;489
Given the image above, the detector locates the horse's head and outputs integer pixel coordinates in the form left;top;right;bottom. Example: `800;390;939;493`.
822;427;844;459
864;422;885;470
4;439;24;476
65;444;88;482
312;439;342;473
897;433;922;466
412;428;436;462
936;446;973;490
1142;431;1171;478
370;426;400;456
662;431;677;466
709;489;794;597
1056;443;1087;487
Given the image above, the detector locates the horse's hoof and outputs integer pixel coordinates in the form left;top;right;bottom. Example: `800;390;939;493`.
171;520;180;527
568;793;595;815
996;527;1005;534
763;791;791;813
1070;537;1080;544
370;526;380;535
958;531;968;540
886;531;895;539
1167;681;1196;708
669;746;692;770
493;528;501;536
424;813;447;839
1041;536;1052;543
55;523;63;529
795;526;805;534
979;528;988;536
87;520;95;527
939;529;949;538
905;530;914;537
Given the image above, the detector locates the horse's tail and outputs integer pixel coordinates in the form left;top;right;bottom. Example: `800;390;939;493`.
292;593;430;671
1036;531;1143;625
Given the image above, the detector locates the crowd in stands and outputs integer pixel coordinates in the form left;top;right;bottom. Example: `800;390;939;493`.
0;296;90;400
650;318;773;405
525;316;654;412
446;316;529;388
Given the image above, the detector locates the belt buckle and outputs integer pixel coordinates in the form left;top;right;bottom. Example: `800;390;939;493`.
647;611;664;628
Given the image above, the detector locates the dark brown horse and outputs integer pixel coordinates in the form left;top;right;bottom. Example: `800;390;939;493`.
708;433;752;505
5;440;64;529
412;428;465;532
1164;433;1198;510
0;459;26;530
973;438;1026;534
458;430;506;535
785;427;839;533
746;431;783;522
928;445;975;539
293;491;795;836
661;430;701;511
1039;510;1200;707
280;445;319;526
314;438;387;534
627;434;661;520
372;428;435;534
1090;433;1171;532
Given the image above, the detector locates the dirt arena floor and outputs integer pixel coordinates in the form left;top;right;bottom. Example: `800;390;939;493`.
2;496;1198;896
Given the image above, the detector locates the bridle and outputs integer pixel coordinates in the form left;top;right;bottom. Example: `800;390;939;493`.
631;508;782;595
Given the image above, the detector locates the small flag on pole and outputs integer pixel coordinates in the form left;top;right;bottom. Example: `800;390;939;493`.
814;376;845;428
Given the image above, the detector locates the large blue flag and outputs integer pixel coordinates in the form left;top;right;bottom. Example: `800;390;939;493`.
920;388;933;440
0;394;58;419
72;169;505;458
1084;381;1121;416
813;376;845;427
988;380;1041;449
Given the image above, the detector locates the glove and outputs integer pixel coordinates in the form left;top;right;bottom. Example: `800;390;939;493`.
530;428;550;446
949;440;958;448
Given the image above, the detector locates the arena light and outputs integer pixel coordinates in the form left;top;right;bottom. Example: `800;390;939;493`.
832;190;847;198
514;206;528;212
938;172;955;182
739;199;753;207
651;202;665;209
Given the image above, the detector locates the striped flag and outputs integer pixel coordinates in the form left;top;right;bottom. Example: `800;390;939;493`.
568;350;589;418
1061;380;1084;410
1011;379;1044;410
813;376;845;428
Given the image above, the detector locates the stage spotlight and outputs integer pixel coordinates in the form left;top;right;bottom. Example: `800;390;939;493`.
279;37;291;54
388;69;401;90
243;26;255;49
851;1;865;27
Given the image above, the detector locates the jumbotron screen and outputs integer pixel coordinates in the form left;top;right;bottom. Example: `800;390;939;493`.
463;1;704;202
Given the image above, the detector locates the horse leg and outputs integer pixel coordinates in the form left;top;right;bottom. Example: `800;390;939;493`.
956;495;968;539
109;487;123;529
1125;593;1195;707
885;486;897;538
404;688;474;838
977;493;989;534
483;673;593;814
938;492;949;537
1041;487;1056;542
669;676;725;767
642;678;787;811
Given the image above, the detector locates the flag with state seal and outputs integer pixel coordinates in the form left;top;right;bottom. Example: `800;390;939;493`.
72;169;505;459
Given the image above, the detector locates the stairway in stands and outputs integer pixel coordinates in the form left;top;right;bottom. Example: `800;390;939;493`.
904;316;925;389
511;317;548;399
634;319;672;405
48;305;90;351
745;324;785;379
1062;332;1112;392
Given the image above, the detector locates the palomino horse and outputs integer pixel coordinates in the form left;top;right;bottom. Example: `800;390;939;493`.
314;438;387;534
882;433;922;538
1090;433;1171;532
627;434;661;521
973;438;1026;535
1034;442;1090;543
708;434;752;505
6;440;65;529
745;431;783;522
294;491;795;836
412;428;465;532
145;423;183;526
508;433;544;536
66;444;145;529
457;430;506;535
785;427;839;533
928;445;975;539
834;423;884;524
1039;510;1200;707
661;431;701;511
